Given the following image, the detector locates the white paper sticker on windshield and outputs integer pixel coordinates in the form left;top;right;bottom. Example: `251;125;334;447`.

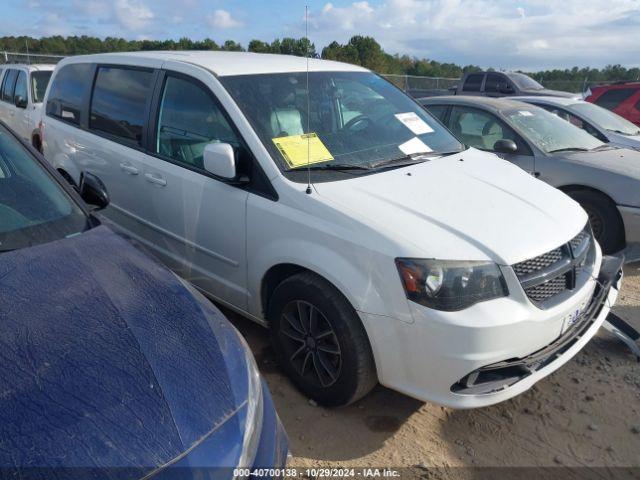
398;137;433;155
395;112;434;135
518;110;533;116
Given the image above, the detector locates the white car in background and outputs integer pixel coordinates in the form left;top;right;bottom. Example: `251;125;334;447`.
40;51;623;408
0;64;54;150
516;95;640;150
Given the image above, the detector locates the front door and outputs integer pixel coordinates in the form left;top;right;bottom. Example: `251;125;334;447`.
138;70;249;309
448;105;536;174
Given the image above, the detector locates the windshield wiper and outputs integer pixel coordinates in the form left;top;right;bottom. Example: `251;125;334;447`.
548;147;591;153
293;163;371;171
608;129;640;136
369;150;463;170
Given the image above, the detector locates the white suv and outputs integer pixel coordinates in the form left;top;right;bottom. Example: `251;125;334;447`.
40;52;623;407
0;64;54;150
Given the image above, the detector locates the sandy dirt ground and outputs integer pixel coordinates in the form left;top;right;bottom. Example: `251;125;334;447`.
227;260;640;475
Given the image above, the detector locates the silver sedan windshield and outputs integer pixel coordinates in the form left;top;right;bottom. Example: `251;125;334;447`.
505;107;604;153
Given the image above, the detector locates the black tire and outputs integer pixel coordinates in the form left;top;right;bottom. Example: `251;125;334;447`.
566;189;625;254
268;272;377;406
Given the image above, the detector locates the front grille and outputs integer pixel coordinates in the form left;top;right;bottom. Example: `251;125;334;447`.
512;224;595;307
524;275;569;302
513;247;563;276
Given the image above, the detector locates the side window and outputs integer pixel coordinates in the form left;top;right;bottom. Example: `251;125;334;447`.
424;104;448;122
14;71;28;103
90;67;154;147
462;74;483;92
46;63;93;125
484;73;503;93
593;88;637;110
155;75;240;170
1;69;18;103
449;106;530;154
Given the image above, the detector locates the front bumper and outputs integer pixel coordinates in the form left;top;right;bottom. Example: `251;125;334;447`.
618;205;640;244
359;255;623;408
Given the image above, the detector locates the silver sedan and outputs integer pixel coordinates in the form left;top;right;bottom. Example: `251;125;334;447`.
514;95;640;150
419;96;640;254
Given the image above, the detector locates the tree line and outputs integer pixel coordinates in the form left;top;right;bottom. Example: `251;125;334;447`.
1;34;638;84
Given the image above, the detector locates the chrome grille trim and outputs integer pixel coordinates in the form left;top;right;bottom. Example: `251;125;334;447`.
512;224;595;307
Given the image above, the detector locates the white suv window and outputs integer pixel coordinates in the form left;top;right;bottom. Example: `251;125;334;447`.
155;75;239;170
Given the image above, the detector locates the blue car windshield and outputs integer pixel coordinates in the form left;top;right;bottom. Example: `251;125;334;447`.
221;71;463;173
0;126;88;252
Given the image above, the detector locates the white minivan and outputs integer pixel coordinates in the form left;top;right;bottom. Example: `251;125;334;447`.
41;51;623;407
0;64;54;150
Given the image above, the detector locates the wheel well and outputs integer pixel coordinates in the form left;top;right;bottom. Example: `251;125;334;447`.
558;184;617;205
558;184;625;241
261;264;309;318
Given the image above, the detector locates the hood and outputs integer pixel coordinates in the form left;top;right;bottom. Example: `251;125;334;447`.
606;131;640;150
0;226;250;472
523;88;580;99
561;147;640;178
314;149;586;265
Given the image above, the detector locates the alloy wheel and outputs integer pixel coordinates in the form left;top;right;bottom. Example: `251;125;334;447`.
279;300;342;388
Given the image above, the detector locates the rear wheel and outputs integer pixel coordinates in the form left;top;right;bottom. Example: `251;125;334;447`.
268;272;377;406
566;189;624;254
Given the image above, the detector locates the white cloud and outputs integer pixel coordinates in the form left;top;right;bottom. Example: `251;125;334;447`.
114;0;154;30
309;0;640;69
207;9;244;29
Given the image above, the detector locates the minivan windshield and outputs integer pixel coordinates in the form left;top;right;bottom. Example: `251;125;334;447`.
221;72;463;174
505;106;605;153
571;101;640;136
510;73;544;91
0;125;88;252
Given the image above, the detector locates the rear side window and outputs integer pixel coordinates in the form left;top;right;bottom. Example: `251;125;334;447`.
462;74;483;92
90;67;154;147
593;88;637;110
14;71;27;103
484;73;504;93
1;69;17;103
155;75;239;170
46;63;93;125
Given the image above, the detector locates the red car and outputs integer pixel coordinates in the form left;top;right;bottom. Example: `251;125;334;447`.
585;82;640;126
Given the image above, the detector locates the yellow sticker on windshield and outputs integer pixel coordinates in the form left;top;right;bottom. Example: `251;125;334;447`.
272;133;334;168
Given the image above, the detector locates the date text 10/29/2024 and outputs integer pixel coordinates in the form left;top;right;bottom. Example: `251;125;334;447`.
234;468;401;478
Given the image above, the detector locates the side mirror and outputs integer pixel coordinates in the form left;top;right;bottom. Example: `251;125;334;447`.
14;95;27;109
78;172;109;210
499;84;514;94
203;143;237;180
493;139;518;154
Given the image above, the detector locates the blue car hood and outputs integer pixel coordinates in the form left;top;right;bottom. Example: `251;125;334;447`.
0;226;249;473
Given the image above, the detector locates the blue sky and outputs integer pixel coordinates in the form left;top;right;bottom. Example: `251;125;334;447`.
4;0;640;70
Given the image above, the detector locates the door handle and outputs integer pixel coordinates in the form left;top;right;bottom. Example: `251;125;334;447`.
533;171;541;178
144;173;167;186
120;163;139;175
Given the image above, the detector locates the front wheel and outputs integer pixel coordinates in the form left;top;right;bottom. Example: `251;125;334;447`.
566;189;625;254
268;272;377;406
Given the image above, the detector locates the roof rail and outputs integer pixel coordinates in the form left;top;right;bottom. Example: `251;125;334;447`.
1;51;66;65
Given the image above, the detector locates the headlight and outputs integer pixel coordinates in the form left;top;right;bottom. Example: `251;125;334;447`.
236;334;264;472
395;259;508;311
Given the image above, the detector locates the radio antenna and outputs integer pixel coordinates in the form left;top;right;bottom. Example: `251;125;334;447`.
305;5;312;195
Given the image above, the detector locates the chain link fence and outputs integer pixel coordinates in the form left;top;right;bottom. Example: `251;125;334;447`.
383;73;640;96
0;51;65;65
